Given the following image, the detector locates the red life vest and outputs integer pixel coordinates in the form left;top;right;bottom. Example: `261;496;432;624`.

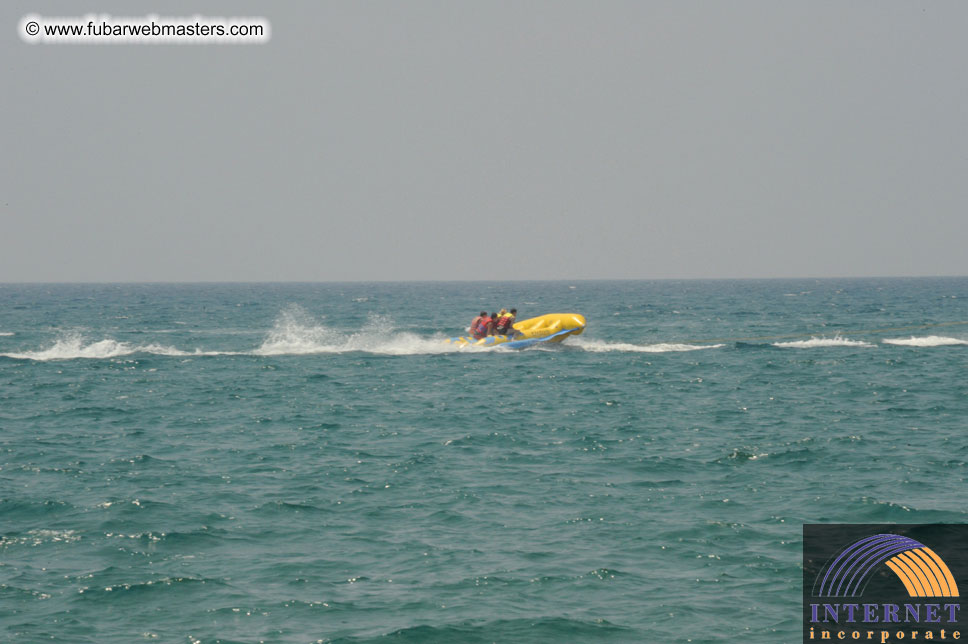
469;316;485;338
476;316;493;337
496;314;514;331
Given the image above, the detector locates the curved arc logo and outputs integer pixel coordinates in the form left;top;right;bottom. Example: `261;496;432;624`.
815;533;960;599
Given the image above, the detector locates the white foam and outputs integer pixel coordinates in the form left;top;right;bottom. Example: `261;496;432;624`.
253;307;459;356
2;335;134;360
136;343;191;356
571;338;725;353
0;333;193;361
0;310;461;359
882;335;968;347
0;332;14;336
772;336;874;349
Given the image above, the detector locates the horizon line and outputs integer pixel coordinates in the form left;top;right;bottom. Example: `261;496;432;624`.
1;275;967;286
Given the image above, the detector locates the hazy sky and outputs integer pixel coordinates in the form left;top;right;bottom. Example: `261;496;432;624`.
3;1;966;281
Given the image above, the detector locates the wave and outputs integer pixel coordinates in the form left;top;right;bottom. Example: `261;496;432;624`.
570;338;724;353
0;331;14;336
0;529;80;547
772;336;874;349
352;616;632;643
882;335;968;347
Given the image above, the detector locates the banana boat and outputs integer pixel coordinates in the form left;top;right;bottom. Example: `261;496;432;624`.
448;313;586;349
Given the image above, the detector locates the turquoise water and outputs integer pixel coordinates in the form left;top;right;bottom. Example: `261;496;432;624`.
1;279;966;643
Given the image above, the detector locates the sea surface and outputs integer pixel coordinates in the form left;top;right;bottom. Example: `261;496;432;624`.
1;279;966;643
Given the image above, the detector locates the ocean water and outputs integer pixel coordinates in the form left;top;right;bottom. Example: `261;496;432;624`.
1;279;966;643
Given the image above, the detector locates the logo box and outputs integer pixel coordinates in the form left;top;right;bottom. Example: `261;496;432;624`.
803;524;966;643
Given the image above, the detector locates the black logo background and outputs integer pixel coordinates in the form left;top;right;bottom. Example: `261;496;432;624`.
803;524;967;643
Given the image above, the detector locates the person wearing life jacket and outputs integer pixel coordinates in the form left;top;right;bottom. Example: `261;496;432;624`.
474;312;496;338
469;311;487;339
495;308;516;335
493;309;509;335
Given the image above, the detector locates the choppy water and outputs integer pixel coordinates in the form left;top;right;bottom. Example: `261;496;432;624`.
1;279;966;643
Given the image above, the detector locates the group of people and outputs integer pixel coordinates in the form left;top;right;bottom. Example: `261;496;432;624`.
469;308;517;339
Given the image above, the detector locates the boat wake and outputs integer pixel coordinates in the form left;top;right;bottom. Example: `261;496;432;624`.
772;336;874;349
882;335;968;347
570;338;725;353
0;334;197;361
3;308;964;361
253;307;458;356
0;308;461;361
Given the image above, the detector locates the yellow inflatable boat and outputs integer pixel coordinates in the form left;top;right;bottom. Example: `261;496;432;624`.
448;313;586;348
